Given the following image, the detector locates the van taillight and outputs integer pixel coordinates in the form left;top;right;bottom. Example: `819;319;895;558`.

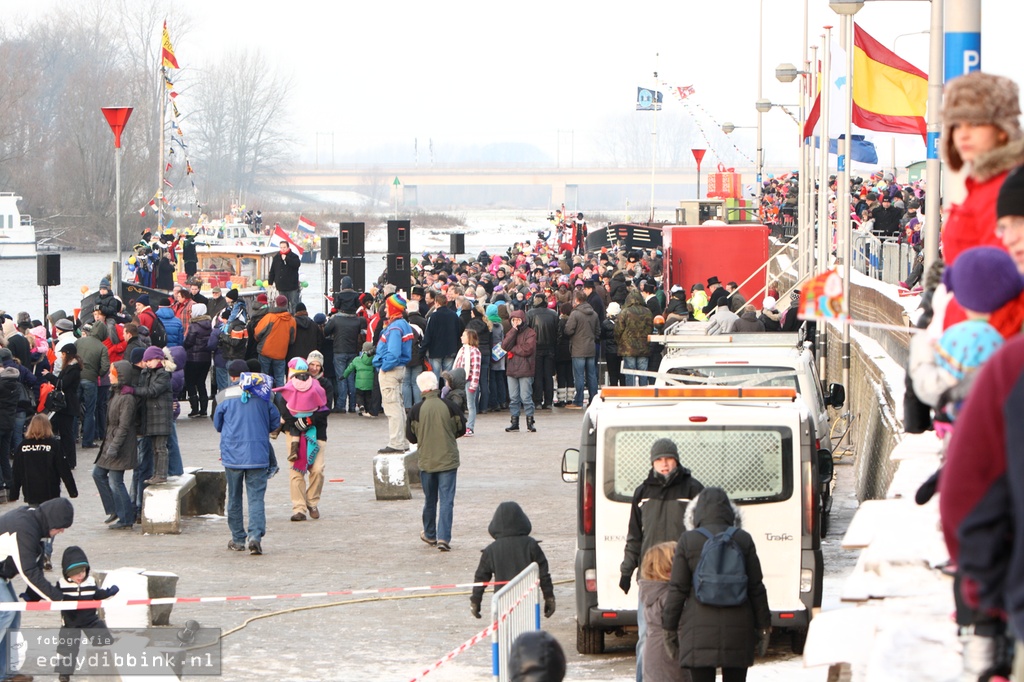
802;460;816;538
816;438;820;450
585;569;597;592
689;416;708;422
583;480;594;535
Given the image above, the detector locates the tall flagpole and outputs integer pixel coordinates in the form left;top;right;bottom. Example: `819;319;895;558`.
816;27;833;381
158;63;166;237
649;53;659;223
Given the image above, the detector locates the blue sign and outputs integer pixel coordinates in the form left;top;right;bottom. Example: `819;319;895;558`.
927;132;941;160
945;32;981;80
838;155;846;172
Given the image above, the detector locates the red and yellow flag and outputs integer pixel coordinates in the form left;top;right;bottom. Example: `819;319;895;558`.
161;21;179;69
851;23;927;137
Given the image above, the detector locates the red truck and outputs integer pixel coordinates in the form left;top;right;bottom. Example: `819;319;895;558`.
662;224;771;307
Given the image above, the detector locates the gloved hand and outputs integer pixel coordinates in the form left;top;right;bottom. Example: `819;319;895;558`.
756;628;772;657
664;630;679;662
120;385;135;395
619;573;631;595
544;596;556;618
105;585;120;597
294;417;310;431
470;600;481;619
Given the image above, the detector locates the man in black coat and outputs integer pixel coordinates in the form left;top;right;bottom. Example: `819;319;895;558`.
620;439;704;680
526;295;558;409
268;241;302;312
420;292;462;379
702;277;729;316
871;195;904;238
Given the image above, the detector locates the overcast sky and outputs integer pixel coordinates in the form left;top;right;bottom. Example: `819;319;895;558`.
10;0;1024;171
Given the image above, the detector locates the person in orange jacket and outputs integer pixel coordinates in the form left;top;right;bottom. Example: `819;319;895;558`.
255;295;296;387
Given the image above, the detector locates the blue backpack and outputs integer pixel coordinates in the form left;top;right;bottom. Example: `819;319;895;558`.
692;527;748;607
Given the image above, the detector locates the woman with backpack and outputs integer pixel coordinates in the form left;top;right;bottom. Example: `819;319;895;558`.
661;487;771;682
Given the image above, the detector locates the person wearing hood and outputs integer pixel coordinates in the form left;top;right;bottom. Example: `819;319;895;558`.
469;501;555;621
76;322;111;450
0;497;74;674
662;488;771;682
287;302;322;367
616;291;654;387
638;541;689;682
563;289;600;409
93;360;138;529
620;438;704;681
508;630;566;682
183;302;213;418
255;295;297;388
502;310;537;433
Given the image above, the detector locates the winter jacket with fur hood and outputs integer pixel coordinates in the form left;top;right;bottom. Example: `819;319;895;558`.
616;291;654;358
662;488;771;670
470;501;554;608
96;363;138;471
563;302;600;358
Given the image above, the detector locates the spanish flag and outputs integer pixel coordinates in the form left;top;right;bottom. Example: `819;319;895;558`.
851;24;927;137
161;21;179;70
803;24;927;140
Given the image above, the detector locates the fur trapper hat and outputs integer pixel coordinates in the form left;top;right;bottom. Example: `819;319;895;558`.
942;72;1022;172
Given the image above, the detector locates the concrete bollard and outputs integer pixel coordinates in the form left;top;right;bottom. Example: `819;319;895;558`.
94;568;179;626
142;474;197;534
404;449;421;487
181;469;227;517
372;454;411;500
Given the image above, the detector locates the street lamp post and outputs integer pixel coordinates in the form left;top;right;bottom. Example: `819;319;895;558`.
101;106;133;285
776;62;813;282
829;0;863;402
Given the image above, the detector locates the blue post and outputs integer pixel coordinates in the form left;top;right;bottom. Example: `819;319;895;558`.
492;641;500;678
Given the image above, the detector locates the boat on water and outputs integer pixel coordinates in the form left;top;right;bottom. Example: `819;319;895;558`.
0;193;36;259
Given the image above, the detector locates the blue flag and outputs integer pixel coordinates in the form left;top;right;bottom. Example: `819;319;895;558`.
815;134;878;164
636;87;663;111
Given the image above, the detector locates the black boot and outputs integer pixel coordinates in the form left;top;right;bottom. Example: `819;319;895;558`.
526;416;537;433
505;416;520;433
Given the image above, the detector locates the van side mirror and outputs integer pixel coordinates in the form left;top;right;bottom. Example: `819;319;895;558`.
561;448;580;483
827;383;846;408
818;448;834;485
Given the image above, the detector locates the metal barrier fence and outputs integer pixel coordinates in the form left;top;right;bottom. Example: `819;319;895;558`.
850;232;917;285
491;562;541;682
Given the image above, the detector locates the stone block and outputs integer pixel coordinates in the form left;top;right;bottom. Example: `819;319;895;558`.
142;474;197;534
181;469;227;517
404;449;421;487
93;568;179;626
372;454;411;500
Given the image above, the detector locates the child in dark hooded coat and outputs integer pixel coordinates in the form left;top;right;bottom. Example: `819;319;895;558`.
470;501;555;620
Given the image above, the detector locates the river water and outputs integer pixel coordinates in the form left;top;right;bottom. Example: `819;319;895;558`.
0;209;556;321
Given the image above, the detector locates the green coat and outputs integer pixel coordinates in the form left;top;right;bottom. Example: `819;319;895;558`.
406;391;465;473
343;352;376;391
616;291;654;358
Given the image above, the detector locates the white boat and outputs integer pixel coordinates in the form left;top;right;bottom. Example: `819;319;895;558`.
0;193;36;259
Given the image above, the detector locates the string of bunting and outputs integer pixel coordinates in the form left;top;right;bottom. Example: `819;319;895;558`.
658;80;757;167
136;22;202;222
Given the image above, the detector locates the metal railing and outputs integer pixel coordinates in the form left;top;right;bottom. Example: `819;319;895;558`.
491;562;541;682
850;232;917;285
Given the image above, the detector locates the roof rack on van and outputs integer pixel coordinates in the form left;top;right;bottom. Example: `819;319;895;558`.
599;386;797;401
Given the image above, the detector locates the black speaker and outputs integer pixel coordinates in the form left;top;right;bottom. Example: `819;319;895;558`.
333;257;365;295
340;222;365;258
450;233;465;254
320;237;339;261
37;253;60;287
386;253;411;292
387;220;411;255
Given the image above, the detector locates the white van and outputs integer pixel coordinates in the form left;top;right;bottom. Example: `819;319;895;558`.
561;386;832;655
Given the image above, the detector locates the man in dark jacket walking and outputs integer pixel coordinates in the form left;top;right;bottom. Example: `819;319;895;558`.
0;498;74;676
621;439;704;682
526;295;558;409
563;290;600;409
268;241;302;312
502;310;537;433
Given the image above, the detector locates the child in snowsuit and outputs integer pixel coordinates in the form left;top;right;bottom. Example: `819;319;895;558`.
469;501;555;621
272;358;327;462
342;342;377;417
440;367;468;416
26;546;119;681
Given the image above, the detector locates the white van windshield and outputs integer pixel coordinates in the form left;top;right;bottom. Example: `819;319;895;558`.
665;365;799;391
604;427;794;504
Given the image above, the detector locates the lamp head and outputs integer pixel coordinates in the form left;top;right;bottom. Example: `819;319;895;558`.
755;99;773;114
775;63;799;83
829;0;864;16
722;122;736;134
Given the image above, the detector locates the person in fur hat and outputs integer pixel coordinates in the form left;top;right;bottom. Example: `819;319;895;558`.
941;71;1024;266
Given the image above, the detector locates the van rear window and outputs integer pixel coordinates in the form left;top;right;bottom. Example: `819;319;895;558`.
604;427;793;504
666;365;799;392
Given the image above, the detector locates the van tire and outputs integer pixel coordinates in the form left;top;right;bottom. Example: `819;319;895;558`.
577;623;605;654
791;628;808;654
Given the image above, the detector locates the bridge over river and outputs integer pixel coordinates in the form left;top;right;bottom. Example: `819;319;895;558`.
271;164;791;210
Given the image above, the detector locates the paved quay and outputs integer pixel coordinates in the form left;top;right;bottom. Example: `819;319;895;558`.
20;407;600;681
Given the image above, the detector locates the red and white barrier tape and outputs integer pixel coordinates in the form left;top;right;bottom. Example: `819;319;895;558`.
4;580;506;612
408;579;539;681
